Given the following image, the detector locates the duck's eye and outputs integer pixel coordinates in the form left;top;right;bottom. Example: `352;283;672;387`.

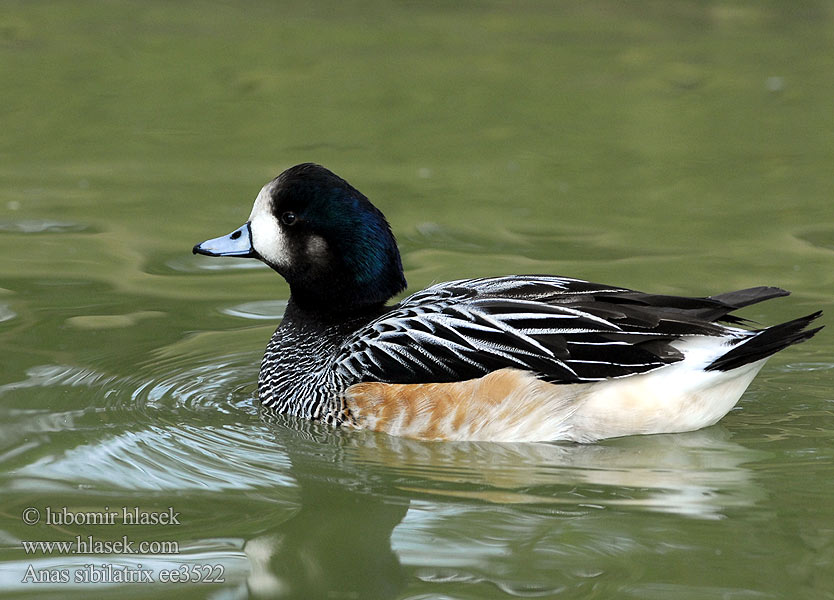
280;212;297;226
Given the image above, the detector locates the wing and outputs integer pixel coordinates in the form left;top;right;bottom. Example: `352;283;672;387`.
334;276;774;385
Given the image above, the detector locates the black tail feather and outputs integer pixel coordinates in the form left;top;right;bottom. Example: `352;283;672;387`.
594;286;793;329
709;286;790;309
707;287;791;325
705;311;824;372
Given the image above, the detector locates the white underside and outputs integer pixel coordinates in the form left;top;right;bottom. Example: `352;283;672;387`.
565;360;764;443
555;335;765;442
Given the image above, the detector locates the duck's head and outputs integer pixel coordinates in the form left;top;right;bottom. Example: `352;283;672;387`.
194;163;407;314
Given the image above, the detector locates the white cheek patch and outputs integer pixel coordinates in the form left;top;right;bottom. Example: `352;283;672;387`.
248;183;290;268
305;235;328;259
248;182;272;221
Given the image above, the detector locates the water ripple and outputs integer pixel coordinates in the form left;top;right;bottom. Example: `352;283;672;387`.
795;226;834;252
0;347;281;494
11;422;293;492
0;302;15;323
0;219;95;234
152;253;269;274
221;300;287;320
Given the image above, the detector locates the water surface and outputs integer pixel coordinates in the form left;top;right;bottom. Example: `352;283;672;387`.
1;2;833;599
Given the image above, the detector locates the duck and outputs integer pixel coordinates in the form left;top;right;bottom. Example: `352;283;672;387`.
193;163;822;443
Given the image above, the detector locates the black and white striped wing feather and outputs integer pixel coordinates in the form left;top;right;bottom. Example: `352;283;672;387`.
333;276;689;385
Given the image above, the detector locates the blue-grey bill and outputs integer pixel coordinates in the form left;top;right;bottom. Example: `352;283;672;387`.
192;222;256;257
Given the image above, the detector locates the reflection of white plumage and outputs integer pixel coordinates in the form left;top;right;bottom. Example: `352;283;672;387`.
194;164;822;442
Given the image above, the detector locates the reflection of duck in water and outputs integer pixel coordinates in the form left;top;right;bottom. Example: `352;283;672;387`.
245;417;407;600
245;479;407;599
349;425;767;518
244;418;765;599
195;163;822;442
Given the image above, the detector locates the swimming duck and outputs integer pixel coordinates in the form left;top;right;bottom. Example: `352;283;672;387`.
193;163;822;443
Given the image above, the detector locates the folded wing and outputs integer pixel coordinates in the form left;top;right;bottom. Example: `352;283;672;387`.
332;276;789;385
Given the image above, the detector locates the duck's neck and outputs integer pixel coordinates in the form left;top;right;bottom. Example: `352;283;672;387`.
258;297;387;418
285;271;403;316
281;297;386;339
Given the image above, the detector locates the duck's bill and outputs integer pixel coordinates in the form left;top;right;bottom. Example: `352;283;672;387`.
192;222;257;258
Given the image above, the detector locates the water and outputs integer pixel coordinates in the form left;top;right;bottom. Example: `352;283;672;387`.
2;2;833;598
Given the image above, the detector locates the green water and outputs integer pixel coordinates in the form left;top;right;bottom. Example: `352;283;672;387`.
2;2;833;598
